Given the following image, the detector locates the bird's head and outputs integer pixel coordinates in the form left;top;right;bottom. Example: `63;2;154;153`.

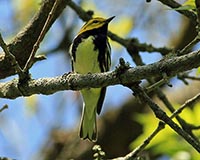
77;16;115;36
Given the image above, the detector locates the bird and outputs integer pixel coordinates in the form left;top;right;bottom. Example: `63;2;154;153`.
69;16;114;141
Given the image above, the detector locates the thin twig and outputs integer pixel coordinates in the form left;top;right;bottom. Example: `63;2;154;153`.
170;92;200;119
175;0;200;56
178;73;200;82
123;122;165;159
195;0;200;30
0;33;25;79
191;125;200;130
155;88;199;141
23;0;60;73
0;104;8;112
184;76;200;81
178;35;200;56
146;78;169;93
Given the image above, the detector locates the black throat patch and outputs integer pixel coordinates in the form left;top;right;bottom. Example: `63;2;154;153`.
71;24;109;72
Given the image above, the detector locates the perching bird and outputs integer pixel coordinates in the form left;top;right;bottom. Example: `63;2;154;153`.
70;16;114;141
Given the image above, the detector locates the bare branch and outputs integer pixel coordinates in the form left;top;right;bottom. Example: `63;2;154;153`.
0;0;70;79
0;33;24;78
178;73;200;82
117;122;165;160
112;92;200;160
178;36;200;56
23;0;61;72
0;49;200;99
171;92;200;119
129;84;200;153
0;104;8;113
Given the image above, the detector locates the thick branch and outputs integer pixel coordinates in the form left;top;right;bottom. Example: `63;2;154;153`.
0;0;69;79
0;50;200;99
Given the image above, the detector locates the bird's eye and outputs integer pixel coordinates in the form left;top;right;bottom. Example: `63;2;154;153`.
93;20;99;23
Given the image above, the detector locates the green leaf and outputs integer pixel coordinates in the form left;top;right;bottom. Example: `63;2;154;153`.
174;0;196;11
196;67;200;76
182;0;195;6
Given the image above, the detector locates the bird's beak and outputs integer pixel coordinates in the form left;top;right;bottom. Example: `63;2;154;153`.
106;16;115;23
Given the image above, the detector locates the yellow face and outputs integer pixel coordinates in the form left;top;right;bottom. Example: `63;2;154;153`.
77;16;114;36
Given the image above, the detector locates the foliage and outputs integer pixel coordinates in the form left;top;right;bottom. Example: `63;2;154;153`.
175;0;196;11
132;102;200;159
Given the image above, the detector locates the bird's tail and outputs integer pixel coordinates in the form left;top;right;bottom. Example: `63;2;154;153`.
79;88;101;141
79;104;97;141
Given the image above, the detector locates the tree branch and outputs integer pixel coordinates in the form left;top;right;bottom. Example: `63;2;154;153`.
23;0;61;73
0;49;200;99
129;84;200;153
195;0;200;29
112;92;200;160
0;0;70;79
0;33;24;78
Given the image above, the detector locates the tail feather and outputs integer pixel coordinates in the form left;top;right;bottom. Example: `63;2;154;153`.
80;105;97;141
79;88;100;141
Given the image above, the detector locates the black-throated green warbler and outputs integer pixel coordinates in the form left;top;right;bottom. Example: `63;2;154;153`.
70;16;114;141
